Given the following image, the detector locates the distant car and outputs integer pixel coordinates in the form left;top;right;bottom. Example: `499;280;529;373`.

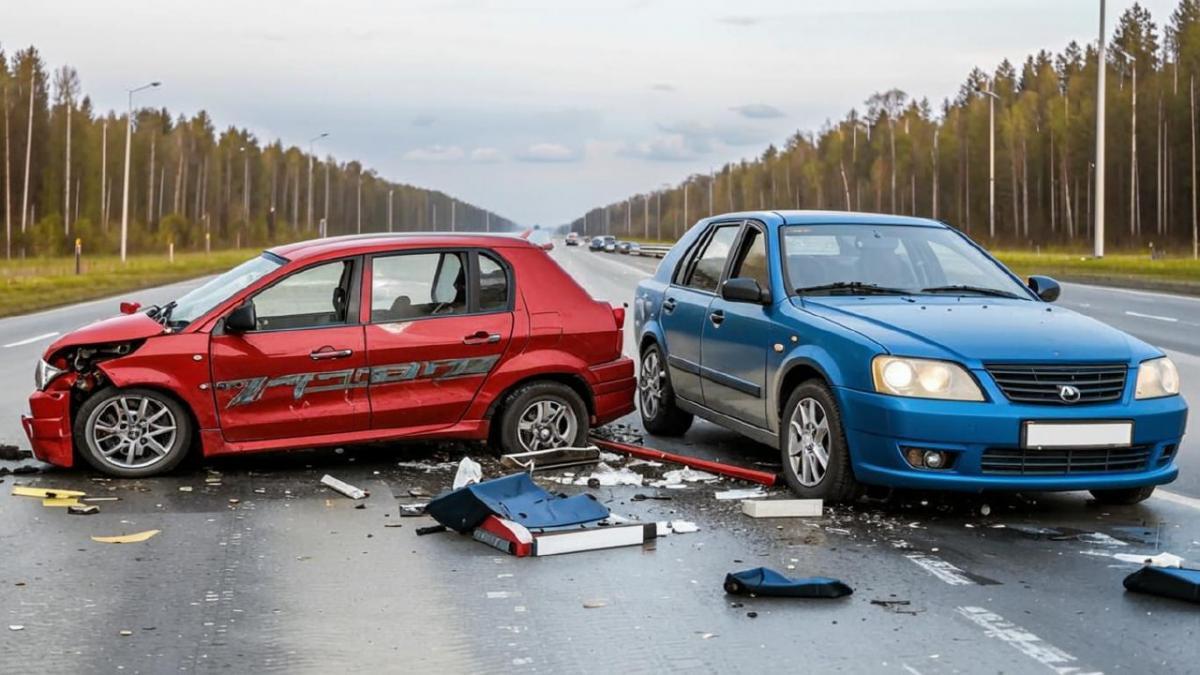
603;236;617;253
24;234;635;477
566;232;581;246
635;211;1186;505
527;229;554;251
627;242;642;256
589;236;605;251
617;241;633;254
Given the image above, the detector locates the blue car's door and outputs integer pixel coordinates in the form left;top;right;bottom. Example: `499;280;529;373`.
701;222;771;427
661;223;742;404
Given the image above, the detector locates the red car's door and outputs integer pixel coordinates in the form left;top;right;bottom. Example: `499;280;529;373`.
210;257;369;443
363;249;513;432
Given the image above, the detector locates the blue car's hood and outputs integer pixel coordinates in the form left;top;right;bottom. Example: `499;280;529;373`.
798;296;1143;364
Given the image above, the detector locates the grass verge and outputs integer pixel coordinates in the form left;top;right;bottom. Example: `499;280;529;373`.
0;249;259;318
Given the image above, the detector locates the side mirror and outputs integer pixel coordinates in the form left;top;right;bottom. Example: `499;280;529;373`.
119;301;142;315
721;277;772;304
1027;275;1061;303
224;302;257;333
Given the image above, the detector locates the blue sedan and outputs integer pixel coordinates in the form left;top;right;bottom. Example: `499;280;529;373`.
633;211;1188;504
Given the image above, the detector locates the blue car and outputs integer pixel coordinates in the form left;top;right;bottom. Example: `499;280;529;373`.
633;211;1187;504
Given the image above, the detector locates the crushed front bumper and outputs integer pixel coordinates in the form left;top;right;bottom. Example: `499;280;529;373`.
836;386;1187;493
22;375;76;468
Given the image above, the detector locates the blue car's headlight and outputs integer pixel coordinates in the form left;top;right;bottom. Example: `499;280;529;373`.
871;356;984;401
1135;356;1180;399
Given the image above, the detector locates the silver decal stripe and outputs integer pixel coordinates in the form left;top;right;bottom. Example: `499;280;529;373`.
214;355;501;408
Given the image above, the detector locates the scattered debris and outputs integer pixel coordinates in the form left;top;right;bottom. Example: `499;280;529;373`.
871;599;923;615
631;493;672;502
228;498;240;505
582;599;608;609
656;520;700;536
571;462;644;487
383;523;404;528
408;487;429;498
0;444;31;461
590;437;779;486
724;567;853;599
396;460;458;472
592;423;644;445
119;629;133;637
81;497;119;503
426;473;608;533
500;447;601;472
11;485;85;499
11;466;40;475
475;515;656;557
1123;566;1200;604
746;611;758;618
91;529;161;544
416;525;447;536
741;499;823;518
8;625;24;631
321;474;368;500
178;486;193;492
399;503;428;517
649;468;719;488
67;504;100;515
714;487;768;501
452;456;483;490
1114;552;1185;568
41;497;83;508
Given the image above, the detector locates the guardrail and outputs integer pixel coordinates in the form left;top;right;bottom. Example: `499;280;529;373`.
635;245;671;259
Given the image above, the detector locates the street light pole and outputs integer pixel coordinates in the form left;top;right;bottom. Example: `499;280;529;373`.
240;146;249;228
978;86;999;240
1116;47;1137;236
307;132;328;231
1095;0;1108;258
120;81;160;262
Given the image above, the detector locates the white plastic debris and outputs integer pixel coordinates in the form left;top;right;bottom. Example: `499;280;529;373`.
573;462;644;487
649;468;720;488
321;474;367;500
714;487;767;501
1114;552;1185;568
1078;532;1128;547
452;456;483;490
396;460;458;472
597;451;624;463
741;499;823;518
666;520;700;534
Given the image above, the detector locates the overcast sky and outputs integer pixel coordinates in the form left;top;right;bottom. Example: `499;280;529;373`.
2;0;1179;226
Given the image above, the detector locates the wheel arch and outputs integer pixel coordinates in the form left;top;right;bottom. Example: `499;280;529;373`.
73;383;203;465
485;373;594;447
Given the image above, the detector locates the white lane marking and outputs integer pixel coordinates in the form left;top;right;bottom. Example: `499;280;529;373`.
1151;489;1200;511
905;553;974;586
571;250;658;278
1124;310;1178;323
3;331;59;348
955;606;1099;674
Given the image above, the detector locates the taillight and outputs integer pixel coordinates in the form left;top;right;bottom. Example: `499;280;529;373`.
612;305;626;329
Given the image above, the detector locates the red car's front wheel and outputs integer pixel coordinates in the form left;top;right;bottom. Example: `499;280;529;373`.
74;388;192;477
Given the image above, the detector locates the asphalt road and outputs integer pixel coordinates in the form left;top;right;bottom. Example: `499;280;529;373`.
1;246;1197;673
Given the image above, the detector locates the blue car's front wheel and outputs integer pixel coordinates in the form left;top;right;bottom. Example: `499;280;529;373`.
780;381;860;503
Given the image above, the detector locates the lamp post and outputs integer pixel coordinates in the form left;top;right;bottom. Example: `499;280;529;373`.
978;85;999;240
1095;0;1108;258
307;132;328;230
120;81;160;262
239;145;250;228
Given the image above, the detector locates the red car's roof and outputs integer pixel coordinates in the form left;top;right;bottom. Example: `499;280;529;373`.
268;232;537;262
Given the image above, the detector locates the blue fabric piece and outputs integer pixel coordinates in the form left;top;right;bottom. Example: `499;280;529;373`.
425;473;610;533
1123;566;1200;603
724;567;853;598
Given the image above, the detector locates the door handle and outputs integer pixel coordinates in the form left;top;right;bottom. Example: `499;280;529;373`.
709;310;725;326
662;298;677;314
463;331;502;345
310;347;353;360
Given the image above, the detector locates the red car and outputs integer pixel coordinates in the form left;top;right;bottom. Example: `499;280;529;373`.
24;234;635;477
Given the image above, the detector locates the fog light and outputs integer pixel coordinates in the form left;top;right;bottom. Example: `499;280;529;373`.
923;451;946;469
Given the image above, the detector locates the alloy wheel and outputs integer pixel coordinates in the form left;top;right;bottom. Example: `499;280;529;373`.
516;398;578;451
788;397;830;487
88;395;179;470
639;349;663;419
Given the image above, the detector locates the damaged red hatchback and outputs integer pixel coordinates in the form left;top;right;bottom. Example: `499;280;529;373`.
24;234;635;477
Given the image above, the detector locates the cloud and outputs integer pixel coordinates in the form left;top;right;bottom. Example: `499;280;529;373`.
622;135;699;162
516;142;579;162
730;103;785;119
658;120;769;149
412;114;436;127
470;147;504;163
402;144;465;161
651;83;676;92
717;15;760;26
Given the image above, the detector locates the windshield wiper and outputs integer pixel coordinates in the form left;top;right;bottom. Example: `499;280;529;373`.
154;300;178;325
795;281;912;296
920;285;1025;299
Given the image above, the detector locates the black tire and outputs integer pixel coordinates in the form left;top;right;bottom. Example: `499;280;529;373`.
74;387;193;478
779;380;860;503
1089;486;1156;505
638;343;693;436
498;381;589;454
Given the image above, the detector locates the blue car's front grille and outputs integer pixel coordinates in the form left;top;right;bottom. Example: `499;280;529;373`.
981;445;1151;475
985;363;1127;404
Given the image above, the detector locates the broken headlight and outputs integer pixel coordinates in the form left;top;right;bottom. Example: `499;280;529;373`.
871;356;984;402
34;358;65;391
1135;356;1180;399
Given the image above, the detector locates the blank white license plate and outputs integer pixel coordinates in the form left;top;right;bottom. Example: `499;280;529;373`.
1023;421;1133;449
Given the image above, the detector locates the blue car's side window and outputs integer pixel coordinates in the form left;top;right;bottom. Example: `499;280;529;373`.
682;225;740;293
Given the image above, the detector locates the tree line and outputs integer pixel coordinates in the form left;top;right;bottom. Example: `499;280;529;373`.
0;45;514;260
576;1;1200;258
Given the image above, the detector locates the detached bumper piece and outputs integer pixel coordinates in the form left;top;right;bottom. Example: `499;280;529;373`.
724;567;853;599
1123;566;1200;604
426;473;609;533
474;515;656;557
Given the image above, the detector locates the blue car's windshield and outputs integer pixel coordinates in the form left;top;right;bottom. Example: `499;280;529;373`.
782;224;1030;299
163;253;284;327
